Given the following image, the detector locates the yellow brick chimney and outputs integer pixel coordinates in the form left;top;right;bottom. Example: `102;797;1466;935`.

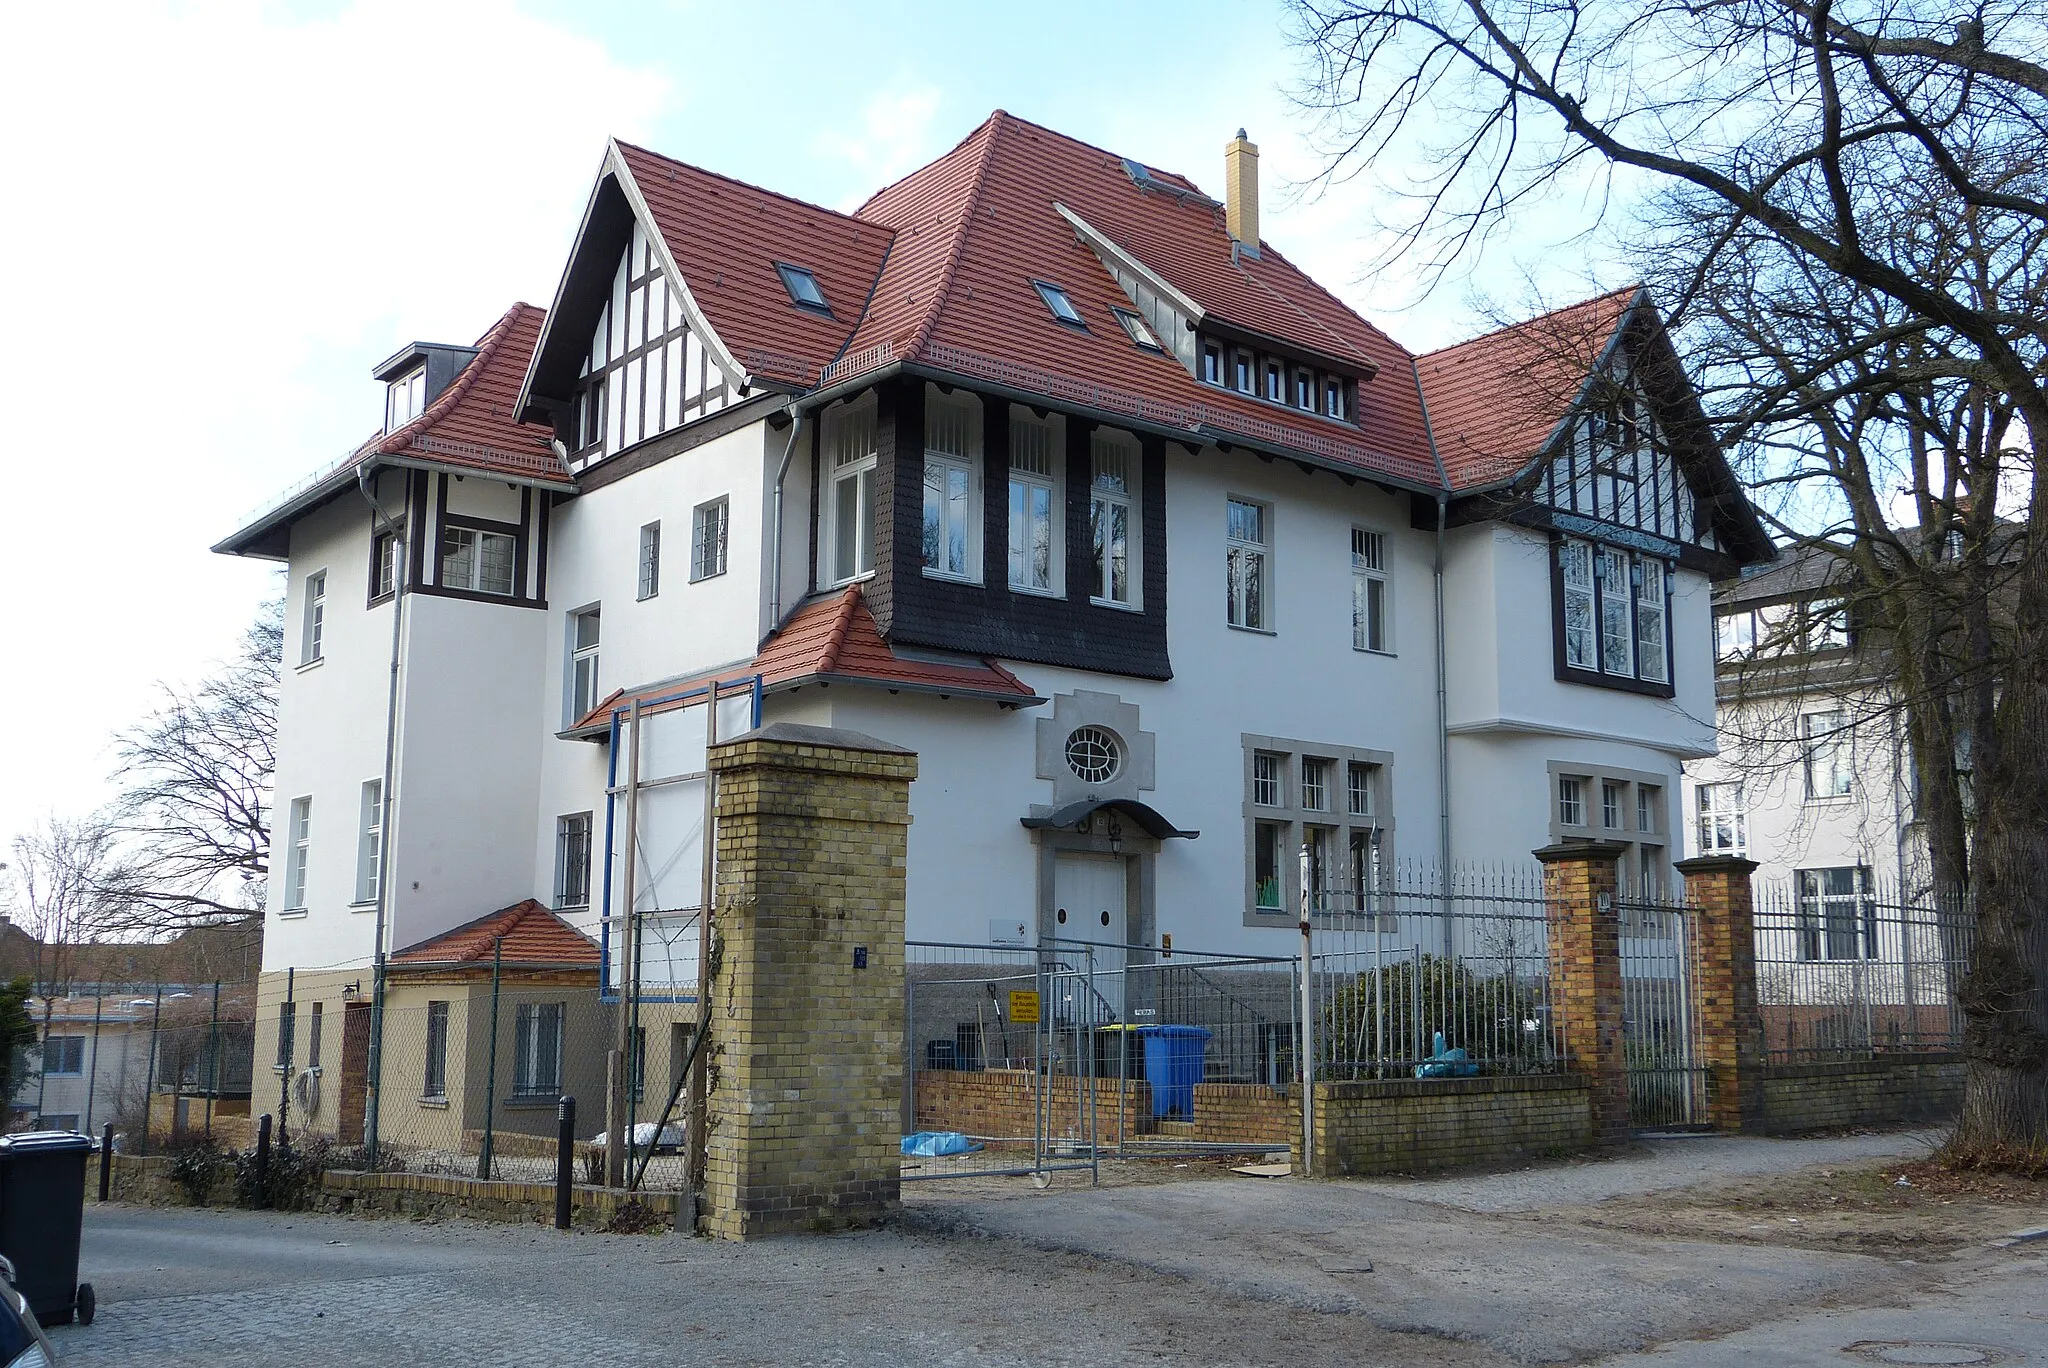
1225;129;1260;258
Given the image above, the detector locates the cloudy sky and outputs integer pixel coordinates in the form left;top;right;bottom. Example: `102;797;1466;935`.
0;0;1619;853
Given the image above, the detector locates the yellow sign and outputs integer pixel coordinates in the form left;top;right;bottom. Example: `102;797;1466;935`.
1008;989;1042;1024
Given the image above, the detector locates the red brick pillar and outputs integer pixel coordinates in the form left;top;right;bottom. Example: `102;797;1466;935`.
1535;841;1631;1148
1674;855;1764;1133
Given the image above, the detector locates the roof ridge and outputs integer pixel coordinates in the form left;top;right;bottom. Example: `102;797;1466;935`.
978;108;1208;197
614;138;885;232
377;302;547;457
855;110;1005;218
815;586;863;676
901;114;1008;362
391;896;547;961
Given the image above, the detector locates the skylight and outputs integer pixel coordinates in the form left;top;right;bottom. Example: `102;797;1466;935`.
1113;308;1162;352
1033;280;1086;328
775;262;830;313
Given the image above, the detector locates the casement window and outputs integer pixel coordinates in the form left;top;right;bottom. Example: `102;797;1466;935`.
1549;763;1669;893
1033;279;1085;328
308;1002;324;1069
1601;780;1624;830
555;813;592;908
371;526;402;602
691;499;728;582
922;390;982;582
284;796;312;911
1556;537;1673;689
354;780;382;905
1725;600;1850;658
1696;781;1747;855
1324;378;1347;420
1201;342;1222;384
514;1002;565;1098
1636;784;1660;836
1796;866;1876;961
568;608;601;722
1007;410;1062;595
440;526;516;596
275;1001;296;1072
423;1001;449;1099
1233;351;1254;394
1715;610;1756;660
1808;602;1851;651
638;522;661;599
300;571;326;665
1558;776;1586;828
576;382;605;453
1351;529;1389;652
1295;368;1315;410
42;1036;84;1076
1225;497;1270;630
822;397;878;586
1089;431;1139;607
775;262;830;314
1802;710;1854;799
1243;736;1394;923
1113;307;1163;351
385;366;426;432
1264;361;1284;402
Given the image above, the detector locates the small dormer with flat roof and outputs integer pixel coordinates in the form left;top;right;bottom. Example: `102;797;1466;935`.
373;341;480;434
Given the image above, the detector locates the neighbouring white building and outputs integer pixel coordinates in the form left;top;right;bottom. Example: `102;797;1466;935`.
214;113;1772;1127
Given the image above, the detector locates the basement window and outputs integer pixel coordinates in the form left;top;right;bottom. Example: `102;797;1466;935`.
1033;280;1087;328
775;262;831;314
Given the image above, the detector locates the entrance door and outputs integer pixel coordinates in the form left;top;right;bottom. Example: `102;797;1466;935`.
1053;853;1127;1022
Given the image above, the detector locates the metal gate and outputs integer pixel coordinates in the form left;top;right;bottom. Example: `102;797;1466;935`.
1615;894;1708;1129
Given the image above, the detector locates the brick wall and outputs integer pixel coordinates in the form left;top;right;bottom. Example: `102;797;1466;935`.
1758;1055;1964;1135
1537;843;1630;1147
915;1069;1153;1146
1189;1083;1295;1146
1309;1075;1593;1176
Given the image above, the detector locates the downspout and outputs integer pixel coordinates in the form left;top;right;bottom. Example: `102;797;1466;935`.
355;461;409;1163
767;404;807;623
1412;356;1455;955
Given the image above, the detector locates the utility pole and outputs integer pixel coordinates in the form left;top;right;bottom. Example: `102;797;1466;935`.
478;936;503;1179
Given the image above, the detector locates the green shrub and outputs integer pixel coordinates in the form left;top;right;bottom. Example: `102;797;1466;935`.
165;1136;230;1206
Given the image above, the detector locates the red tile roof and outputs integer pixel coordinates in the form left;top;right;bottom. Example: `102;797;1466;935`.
1418;287;1641;488
389;898;599;969
375;302;570;484
567;585;1040;734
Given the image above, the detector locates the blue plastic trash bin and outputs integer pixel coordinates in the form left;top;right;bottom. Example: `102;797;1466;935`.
1140;1026;1211;1119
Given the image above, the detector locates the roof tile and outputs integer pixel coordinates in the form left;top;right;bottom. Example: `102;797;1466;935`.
390;898;599;968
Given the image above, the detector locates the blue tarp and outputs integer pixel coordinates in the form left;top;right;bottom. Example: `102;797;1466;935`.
1414;1030;1481;1079
901;1131;984;1157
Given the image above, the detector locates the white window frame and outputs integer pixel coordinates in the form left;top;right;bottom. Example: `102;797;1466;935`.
1225;496;1271;631
1601;780;1624;830
1548;762;1671;895
1796;866;1876;961
690;499;728;582
1351;528;1390;653
821;396;878;587
568;608;601;723
440;525;517;596
1803;710;1854;800
922;388;983;583
300;571;326;666
1558;776;1587;828
1089;430;1142;609
283;795;312;912
371;526;403;602
1560;539;1597;669
385;366;426;433
1007;407;1063;596
354;780;382;905
1636;557;1669;683
1696;781;1747;855
638;521;661;599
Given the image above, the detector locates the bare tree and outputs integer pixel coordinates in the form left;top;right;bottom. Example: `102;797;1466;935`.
3;815;127;991
1287;1;2047;1154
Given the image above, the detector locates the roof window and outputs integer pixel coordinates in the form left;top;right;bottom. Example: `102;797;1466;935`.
775;263;831;314
1113;308;1163;352
1033;280;1087;329
385;366;426;433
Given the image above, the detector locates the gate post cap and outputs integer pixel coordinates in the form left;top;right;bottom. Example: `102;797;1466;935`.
1532;840;1631;863
1672;855;1759;876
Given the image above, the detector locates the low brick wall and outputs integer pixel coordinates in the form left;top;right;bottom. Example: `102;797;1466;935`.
1309;1074;1593;1176
318;1170;684;1229
915;1069;1153;1146
1759;1054;1964;1135
1188;1083;1295;1146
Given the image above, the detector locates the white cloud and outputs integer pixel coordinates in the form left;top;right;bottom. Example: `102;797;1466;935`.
813;85;945;210
0;0;669;849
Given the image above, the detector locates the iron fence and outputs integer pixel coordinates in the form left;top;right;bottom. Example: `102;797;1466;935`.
1616;891;1706;1128
1754;877;1970;1061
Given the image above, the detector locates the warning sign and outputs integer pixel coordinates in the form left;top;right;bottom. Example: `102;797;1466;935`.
1007;989;1041;1024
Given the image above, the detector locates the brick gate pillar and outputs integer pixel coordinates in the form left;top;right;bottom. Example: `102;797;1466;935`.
1534;841;1631;1148
701;723;918;1241
1673;855;1764;1133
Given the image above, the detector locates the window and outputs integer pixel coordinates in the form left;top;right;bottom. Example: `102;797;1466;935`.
1715;610;1756;661
300;571;326;665
1347;761;1377;817
385;366;425;432
514;1002;565;1098
1803;711;1854;799
1560;540;1596;669
1253;822;1285;911
775;262;830;313
440;526;517;595
1807;602;1851;652
1008;411;1061;595
1294;368;1314;410
1233;351;1254;394
1324;378;1347;420
1301;757;1331;812
1202;342;1222;384
569;608;601;721
1637;784;1659;835
1696;782;1747;855
1302;824;1337;912
371;527;402;601
1114;308;1162;351
354;780;382;905
1032;280;1085;327
576;381;604;452
42;1036;84;1076
308;1002;324;1069
1796;867;1876;961
1264;361;1284;402
1558;776;1586;828
691;499;728;582
1635;560;1668;683
922;391;981;581
1601;780;1623;830
423;1001;449;1099
1558;537;1671;687
1600;547;1633;675
1064;726;1123;784
1225;498;1270;630
1351;529;1388;652
1090;431;1139;606
638;522;661;599
556;813;593;908
275;1001;296;1071
283;796;312;911
1251;752;1282;808
823;398;877;585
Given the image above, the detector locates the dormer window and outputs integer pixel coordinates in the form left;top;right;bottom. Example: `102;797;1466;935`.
775;263;831;314
385;366;426;433
1113;308;1163;352
1264;361;1284;402
1202;342;1222;384
1324;378;1347;421
1033;280;1086;328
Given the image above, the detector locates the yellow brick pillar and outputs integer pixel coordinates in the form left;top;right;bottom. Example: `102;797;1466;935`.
700;723;917;1241
1674;855;1764;1133
1534;841;1631;1148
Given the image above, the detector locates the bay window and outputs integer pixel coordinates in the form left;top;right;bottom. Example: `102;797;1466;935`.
1555;536;1673;690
